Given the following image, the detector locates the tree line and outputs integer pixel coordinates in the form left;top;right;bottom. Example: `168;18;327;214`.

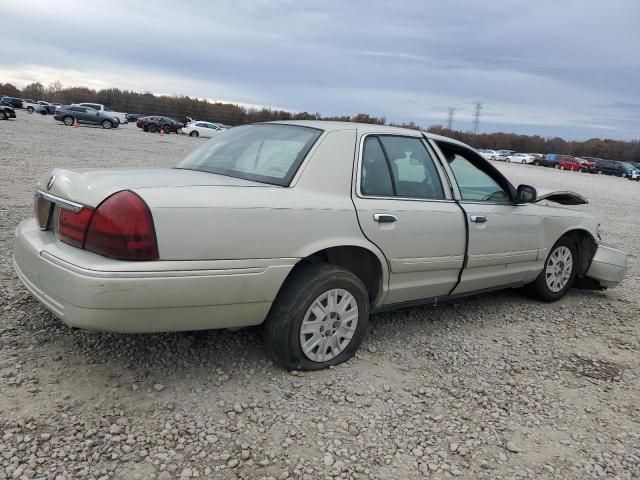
3;81;638;162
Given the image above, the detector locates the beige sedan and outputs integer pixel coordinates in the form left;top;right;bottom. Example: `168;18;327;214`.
13;121;627;370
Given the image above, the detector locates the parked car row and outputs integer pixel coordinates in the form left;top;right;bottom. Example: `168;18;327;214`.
135;116;229;137
476;149;640;181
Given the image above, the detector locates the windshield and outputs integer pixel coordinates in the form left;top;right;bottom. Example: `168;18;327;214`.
176;124;323;186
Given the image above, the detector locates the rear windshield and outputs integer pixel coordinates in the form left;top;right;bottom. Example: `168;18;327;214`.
176;124;323;186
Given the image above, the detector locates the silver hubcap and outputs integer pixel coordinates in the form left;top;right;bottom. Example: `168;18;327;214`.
299;289;358;363
545;246;573;293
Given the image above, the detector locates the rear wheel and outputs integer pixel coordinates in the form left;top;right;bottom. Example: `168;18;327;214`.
560;165;565;170
1;111;8;120
143;125;149;132
63;116;74;126
525;237;577;302
101;120;113;129
264;263;369;371
162;126;171;134
27;106;34;113
148;124;158;133
190;130;199;137
521;159;526;164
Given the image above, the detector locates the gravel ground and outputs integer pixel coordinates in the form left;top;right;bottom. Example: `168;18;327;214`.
1;113;639;480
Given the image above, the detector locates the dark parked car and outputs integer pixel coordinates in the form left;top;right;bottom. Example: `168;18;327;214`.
126;113;145;122
1;96;23;109
53;106;119;129
136;115;185;133
0;105;16;119
533;153;561;168
593;159;637;179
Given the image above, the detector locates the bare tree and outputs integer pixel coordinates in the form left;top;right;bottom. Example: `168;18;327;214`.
446;106;456;130
472;102;483;134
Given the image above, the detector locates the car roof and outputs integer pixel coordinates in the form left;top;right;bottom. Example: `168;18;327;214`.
265;120;472;149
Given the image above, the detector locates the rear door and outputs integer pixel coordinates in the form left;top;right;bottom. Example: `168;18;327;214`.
431;141;544;294
353;133;466;305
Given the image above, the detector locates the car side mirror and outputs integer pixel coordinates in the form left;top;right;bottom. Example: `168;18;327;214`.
516;184;537;204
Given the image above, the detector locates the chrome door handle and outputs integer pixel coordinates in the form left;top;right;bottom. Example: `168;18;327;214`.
373;213;397;223
470;215;487;223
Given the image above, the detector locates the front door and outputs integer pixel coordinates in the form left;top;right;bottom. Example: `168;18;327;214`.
432;143;544;295
353;134;466;305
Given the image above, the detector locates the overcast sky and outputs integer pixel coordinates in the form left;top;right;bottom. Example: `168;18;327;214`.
1;0;638;140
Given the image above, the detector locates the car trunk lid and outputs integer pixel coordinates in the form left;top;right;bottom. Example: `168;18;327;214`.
38;167;269;208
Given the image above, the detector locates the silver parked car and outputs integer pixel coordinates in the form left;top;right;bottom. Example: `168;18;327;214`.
14;121;628;370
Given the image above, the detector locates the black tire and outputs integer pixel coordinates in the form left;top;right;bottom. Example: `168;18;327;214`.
524;237;577;302
264;263;369;371
190;130;199;137
63;116;74;126
101;120;113;129
162;126;171;134
1;111;8;120
143;125;149;132
27;106;34;113
533;160;540;166
148;124;158;133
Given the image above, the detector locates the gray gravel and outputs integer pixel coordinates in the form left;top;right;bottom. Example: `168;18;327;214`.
1;113;639;479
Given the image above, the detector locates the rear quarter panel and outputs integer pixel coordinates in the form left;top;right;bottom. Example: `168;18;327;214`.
136;128;387;267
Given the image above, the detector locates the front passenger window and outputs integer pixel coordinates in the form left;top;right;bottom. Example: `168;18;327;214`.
444;149;511;203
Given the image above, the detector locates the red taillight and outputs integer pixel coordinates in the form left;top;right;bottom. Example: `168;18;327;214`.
84;191;159;261
58;207;94;247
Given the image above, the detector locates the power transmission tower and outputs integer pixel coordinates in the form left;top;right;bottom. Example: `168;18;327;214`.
473;102;483;134
446;107;456;130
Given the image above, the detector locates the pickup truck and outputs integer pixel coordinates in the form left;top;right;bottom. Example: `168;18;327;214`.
72;103;127;124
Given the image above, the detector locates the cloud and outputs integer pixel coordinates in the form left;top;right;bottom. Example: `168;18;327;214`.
0;0;638;140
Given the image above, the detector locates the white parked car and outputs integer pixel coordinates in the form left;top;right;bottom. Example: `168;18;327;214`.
476;149;497;161
22;99;39;113
14;122;628;370
182;121;225;138
494;150;515;161
73;103;127;124
506;153;535;164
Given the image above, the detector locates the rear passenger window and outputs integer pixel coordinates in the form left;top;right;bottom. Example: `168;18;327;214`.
360;135;444;200
379;136;445;200
361;137;394;196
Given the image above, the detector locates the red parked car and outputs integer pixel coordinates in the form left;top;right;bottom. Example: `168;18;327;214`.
556;156;580;171
136;116;185;134
556;156;596;172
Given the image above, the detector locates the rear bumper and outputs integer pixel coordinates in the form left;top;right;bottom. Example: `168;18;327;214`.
13;219;296;333
585;244;628;289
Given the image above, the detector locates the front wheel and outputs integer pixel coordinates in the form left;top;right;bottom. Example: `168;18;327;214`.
521;159;526;164
559;165;565;170
264;263;369;371
63;116;74;126
101;120;113;129
190;130;199;137
148;124;158;133
27;106;34;113
524;238;577;302
162;126;171;134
